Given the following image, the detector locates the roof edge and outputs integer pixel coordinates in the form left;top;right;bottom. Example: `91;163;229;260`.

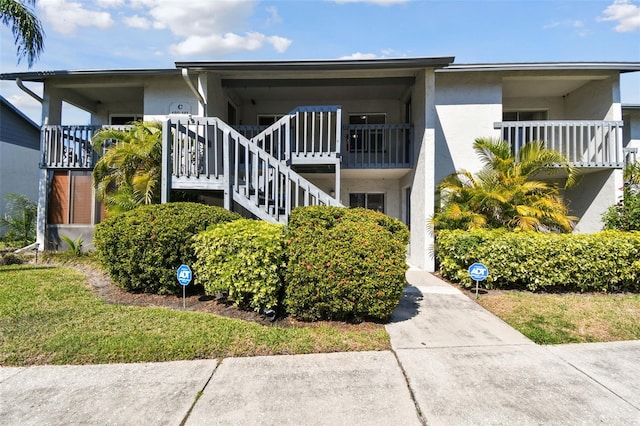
438;61;640;73
0;68;180;82
175;57;456;71
0;95;40;129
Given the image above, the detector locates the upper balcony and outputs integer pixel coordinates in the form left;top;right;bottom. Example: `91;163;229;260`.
494;120;624;169
39;106;414;171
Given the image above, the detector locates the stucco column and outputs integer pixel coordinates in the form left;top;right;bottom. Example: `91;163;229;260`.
36;86;64;250
409;69;436;272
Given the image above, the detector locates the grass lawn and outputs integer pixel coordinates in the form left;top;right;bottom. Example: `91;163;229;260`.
477;291;640;344
0;265;389;366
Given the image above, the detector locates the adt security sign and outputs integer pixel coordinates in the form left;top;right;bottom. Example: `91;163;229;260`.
468;262;488;299
177;264;192;309
177;264;192;286
468;262;489;281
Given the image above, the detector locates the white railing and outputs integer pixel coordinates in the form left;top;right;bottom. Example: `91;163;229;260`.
495;120;624;168
40;125;131;169
41;125;98;168
343;124;412;168
235;106;342;164
290;106;341;163
164;116;341;224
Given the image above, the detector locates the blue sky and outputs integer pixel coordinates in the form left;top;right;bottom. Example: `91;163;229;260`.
1;0;639;124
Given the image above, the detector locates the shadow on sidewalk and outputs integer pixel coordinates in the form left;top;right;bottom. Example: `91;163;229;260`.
388;286;422;323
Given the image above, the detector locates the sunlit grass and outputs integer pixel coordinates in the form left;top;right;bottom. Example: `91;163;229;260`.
0;265;389;366
478;291;640;344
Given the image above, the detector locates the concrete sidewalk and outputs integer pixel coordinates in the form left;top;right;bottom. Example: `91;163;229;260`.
387;269;640;425
1;270;639;425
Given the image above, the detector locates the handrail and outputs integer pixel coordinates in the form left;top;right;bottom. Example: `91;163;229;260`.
167;116;341;224
495;120;624;167
40;124;132;169
236;106;342;163
343;123;412;168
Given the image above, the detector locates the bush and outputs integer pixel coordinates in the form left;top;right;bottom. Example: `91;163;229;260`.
436;229;640;292
602;193;640;231
284;206;409;322
193;219;286;313
0;253;23;266
94;202;241;294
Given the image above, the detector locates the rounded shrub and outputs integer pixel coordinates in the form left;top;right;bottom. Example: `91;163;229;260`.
284;206;409;322
193;219;285;313
94;202;241;294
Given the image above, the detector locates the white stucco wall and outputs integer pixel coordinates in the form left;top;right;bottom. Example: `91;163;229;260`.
564;75;618;120
144;76;198;117
566;170;623;233
503;96;565;119
238;97;404;126
434;72;503;181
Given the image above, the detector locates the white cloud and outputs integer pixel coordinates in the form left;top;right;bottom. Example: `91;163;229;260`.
96;0;124;7
340;52;380;60
170;32;292;56
124;15;151;29
265;6;282;26
544;20;584;29
38;0;114;35
599;0;640;32
333;0;410;5
543;19;587;36
139;0;257;37
128;0;291;56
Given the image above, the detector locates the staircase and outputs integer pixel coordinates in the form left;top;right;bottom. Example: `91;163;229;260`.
161;106;343;224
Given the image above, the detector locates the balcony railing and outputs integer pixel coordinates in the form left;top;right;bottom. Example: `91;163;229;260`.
342;124;412;168
40;125;131;169
494;120;624;168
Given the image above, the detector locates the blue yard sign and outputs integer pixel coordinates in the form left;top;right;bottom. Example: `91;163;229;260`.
468;262;488;299
468;262;489;281
177;264;192;309
177;264;192;286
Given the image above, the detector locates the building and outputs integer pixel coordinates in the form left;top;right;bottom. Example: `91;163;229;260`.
0;95;40;237
623;104;640;164
2;58;639;269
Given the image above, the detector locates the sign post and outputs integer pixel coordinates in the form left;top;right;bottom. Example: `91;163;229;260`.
468;262;489;299
177;264;192;309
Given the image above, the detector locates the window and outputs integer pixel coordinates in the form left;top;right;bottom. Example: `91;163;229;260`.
348;113;386;153
502;110;548;145
257;114;283;126
109;115;142;125
503;110;547;122
48;171;94;224
349;193;385;213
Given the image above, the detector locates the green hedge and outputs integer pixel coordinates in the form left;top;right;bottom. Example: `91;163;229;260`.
436;229;640;292
284;206;409;322
193;219;286;313
94;202;241;294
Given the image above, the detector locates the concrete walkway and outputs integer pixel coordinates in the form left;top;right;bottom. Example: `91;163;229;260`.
1;270;639;425
387;269;640;425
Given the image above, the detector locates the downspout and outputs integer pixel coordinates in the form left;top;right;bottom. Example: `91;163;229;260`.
16;78;43;103
181;68;207;113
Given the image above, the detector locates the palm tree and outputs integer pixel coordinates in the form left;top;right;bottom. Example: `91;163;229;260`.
92;121;163;214
432;137;578;233
1;0;45;68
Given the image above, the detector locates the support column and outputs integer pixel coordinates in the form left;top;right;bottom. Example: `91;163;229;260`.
35;169;48;251
37;86;63;250
223;129;232;211
409;69;436;272
161;120;171;204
